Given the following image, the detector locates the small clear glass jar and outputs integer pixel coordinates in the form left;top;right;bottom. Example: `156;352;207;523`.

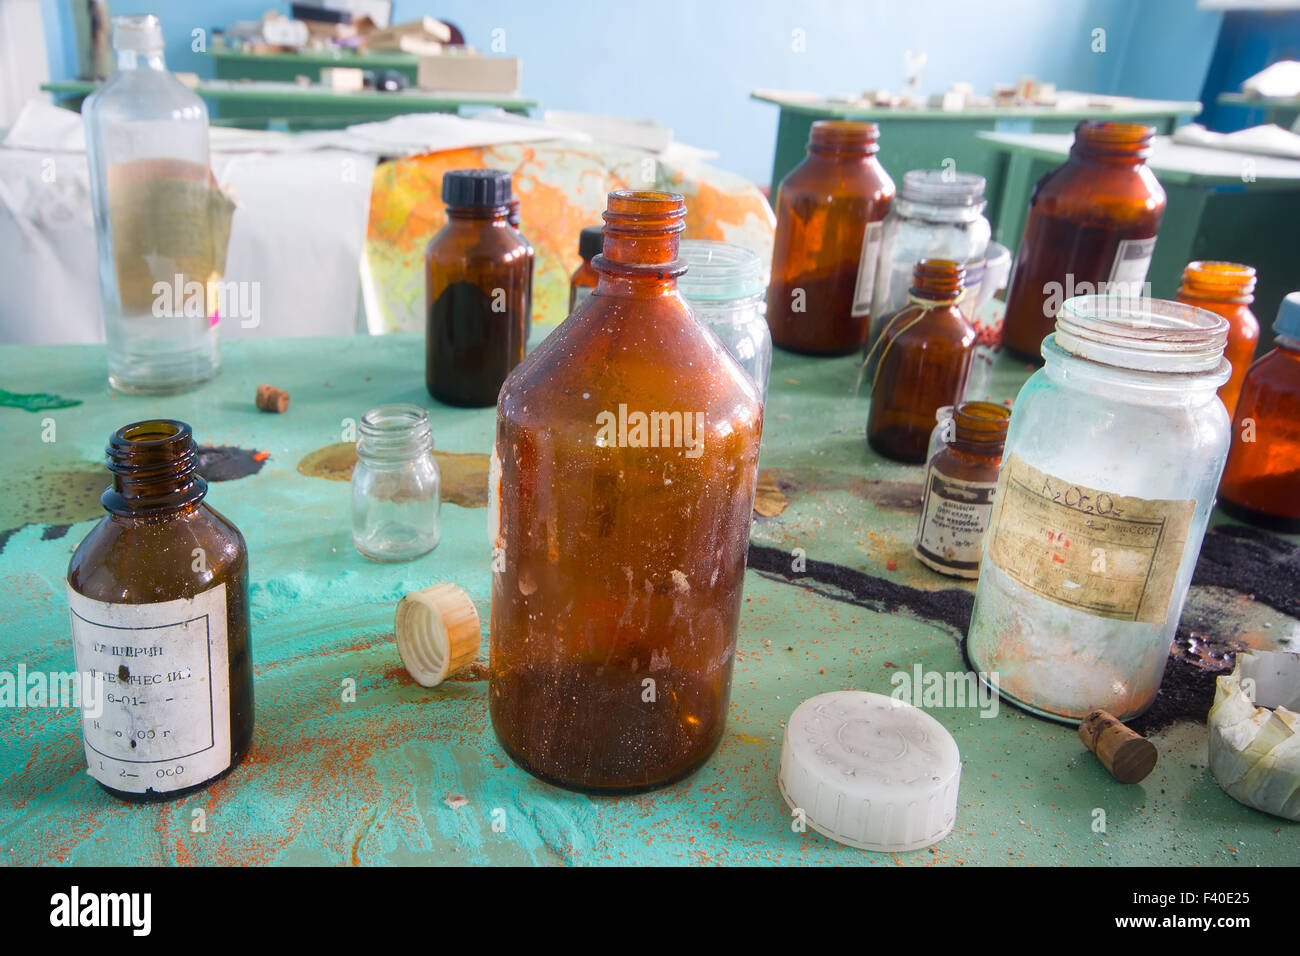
351;404;442;562
678;240;772;400
967;296;1231;723
866;170;991;354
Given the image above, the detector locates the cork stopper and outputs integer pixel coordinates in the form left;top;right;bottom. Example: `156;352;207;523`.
1078;709;1158;784
394;583;480;687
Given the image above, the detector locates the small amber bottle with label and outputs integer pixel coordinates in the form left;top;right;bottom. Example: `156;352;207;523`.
867;260;977;463
1000;122;1166;361
914;401;1011;578
766;121;895;355
66;420;255;801
1176;261;1259;420
569;225;602;312
426;169;532;407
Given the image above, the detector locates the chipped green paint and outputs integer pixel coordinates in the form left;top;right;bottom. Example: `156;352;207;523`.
0;334;1295;866
0;388;83;412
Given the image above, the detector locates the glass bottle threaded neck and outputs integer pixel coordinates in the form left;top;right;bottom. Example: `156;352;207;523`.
1051;295;1230;375
908;259;966;304
357;404;433;463
1070;121;1154;161
1178;261;1256;304
950;401;1011;453
593;190;687;277
808;120;879;156
103;419;205;514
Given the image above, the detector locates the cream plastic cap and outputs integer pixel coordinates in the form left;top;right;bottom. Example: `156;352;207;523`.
779;691;961;852
394;583;481;687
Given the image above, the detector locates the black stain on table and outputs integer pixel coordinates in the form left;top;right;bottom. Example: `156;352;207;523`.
196;445;268;482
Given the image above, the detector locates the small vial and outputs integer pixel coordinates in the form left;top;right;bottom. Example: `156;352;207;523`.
570;225;603;312
351;404;442;562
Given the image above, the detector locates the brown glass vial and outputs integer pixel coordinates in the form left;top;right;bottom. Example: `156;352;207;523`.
569;225;602;312
914;401;1011;578
489;190;764;793
507;197;536;342
1217;292;1300;531
766;120;895;356
66;420;254;802
426;169;532;407
1177;261;1259;421
868;260;976;463
1001;122;1166;361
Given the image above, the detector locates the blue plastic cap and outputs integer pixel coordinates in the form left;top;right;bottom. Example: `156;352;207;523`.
1276;292;1300;339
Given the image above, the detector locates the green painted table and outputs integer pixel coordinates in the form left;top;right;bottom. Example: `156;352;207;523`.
208;48;421;86
1216;92;1300;129
41;80;537;131
751;89;1199;221
979;130;1300;347
1;335;1296;866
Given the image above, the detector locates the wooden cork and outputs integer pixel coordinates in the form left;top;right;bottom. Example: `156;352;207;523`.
1079;709;1158;784
255;384;290;413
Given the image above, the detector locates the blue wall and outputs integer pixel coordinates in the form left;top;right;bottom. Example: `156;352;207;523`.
45;0;1224;185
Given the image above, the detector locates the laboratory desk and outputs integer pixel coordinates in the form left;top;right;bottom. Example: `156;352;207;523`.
979;130;1300;341
1;335;1296;866
41;79;537;131
751;89;1199;221
1216;92;1300;130
208;48;422;86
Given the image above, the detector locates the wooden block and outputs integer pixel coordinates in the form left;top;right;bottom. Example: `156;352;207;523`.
417;54;520;94
320;67;365;92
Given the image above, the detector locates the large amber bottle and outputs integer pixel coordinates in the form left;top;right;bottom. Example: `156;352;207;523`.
66;420;255;801
1176;261;1259;420
1001;122;1166;360
489;190;764;793
766;121;895;355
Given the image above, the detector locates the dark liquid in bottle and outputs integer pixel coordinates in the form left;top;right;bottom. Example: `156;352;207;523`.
427;280;524;408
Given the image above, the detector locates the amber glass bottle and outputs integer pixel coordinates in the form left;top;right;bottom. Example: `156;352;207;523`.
914;401;1010;578
507;197;536;342
569;225;602;312
868;260;976;463
426;169;531;407
766;120;895;355
66;420;254;801
1177;261;1259;420
489;190;764;793
1218;293;1300;531
1001;122;1166;361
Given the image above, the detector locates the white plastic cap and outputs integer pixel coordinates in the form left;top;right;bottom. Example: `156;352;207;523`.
779;691;961;852
112;15;164;54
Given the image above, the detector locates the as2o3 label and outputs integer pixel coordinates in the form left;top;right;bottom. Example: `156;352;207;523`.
68;584;231;793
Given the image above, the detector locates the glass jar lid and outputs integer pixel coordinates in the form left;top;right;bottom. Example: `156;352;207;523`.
1054;295;1229;374
677;240;765;301
899;170;987;207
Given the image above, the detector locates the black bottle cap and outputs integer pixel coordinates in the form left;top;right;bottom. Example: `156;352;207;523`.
578;225;604;261
442;169;513;208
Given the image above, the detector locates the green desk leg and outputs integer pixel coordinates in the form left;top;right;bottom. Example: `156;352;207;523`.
1147;183;1209;300
770;108;814;190
993;150;1038;251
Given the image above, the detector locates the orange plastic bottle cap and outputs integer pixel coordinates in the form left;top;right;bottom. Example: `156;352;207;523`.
394;583;480;687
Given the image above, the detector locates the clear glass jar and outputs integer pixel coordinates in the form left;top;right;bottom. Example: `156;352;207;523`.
678;240;772;400
866;170;991;354
967;296;1231;723
351;404;442;562
83;15;221;394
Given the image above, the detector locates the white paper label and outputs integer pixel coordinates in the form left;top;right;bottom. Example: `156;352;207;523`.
914;466;999;578
1108;236;1156;290
68;583;231;794
852;220;885;317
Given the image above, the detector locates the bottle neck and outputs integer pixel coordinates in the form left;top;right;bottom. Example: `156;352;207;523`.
102;420;206;516
357;404;433;465
1070;122;1153;167
948;402;1010;457
116;49;166;71
907;259;965;306
807;120;880;158
1178;261;1256;306
593;189;687;289
447;205;511;223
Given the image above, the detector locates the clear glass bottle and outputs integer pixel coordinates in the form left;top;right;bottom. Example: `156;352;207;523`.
489;190;764;793
866;170;991;355
766;121;895;355
867;260;976;463
914;401;1010;579
677;239;772;400
570;225;603;312
425;170;531;407
67;419;255;801
967;296;1231;723
83;15;222;394
351;404;442;562
1000;122;1167;362
1176;261;1259;421
1217;292;1300;531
